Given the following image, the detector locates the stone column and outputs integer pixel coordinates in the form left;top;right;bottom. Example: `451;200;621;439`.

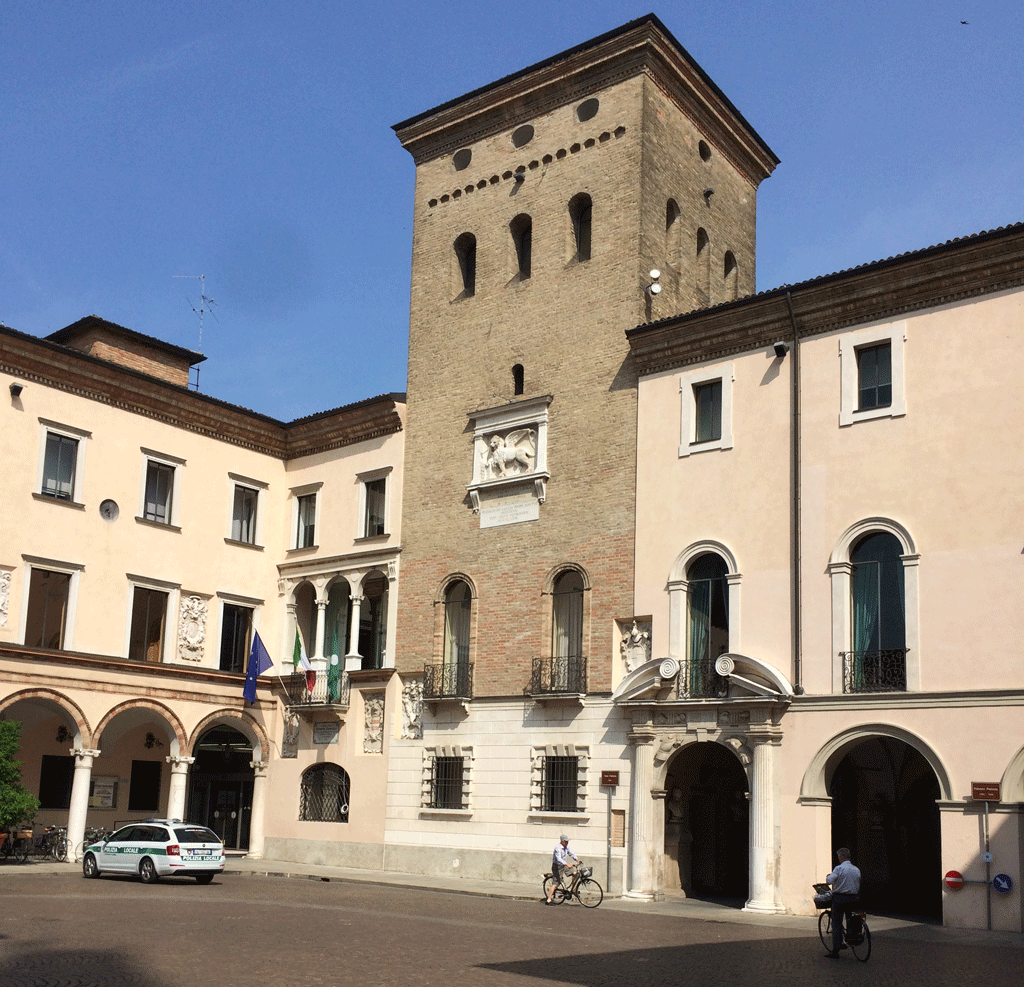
345;594;364;670
314;598;328;661
247;760;269;860
744;732;785;914
626;730;658;899
67;748;100;855
165;756;195;821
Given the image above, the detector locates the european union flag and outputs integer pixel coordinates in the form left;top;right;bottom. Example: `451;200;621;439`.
243;632;274;704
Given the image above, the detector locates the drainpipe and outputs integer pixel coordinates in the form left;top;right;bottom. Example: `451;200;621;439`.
785;293;804;694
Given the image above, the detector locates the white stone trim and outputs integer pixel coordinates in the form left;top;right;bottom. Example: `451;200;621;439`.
138;447;185;527
667;540;742;659
18;555;84;650
421;744;473;812
678;362;734;456
227;472;268;547
530;744;588;815
357;466;393;539
36;418;91;505
838;321;906;426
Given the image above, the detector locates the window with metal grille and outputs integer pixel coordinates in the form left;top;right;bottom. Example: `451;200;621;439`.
430;756;465;809
300;763;350;822
543;755;579;812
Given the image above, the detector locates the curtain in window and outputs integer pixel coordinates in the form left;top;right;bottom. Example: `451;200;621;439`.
444;583;471;666
851;560;878;690
687;579;711;695
686;554;729;695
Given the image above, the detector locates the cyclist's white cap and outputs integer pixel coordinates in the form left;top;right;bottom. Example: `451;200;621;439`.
560;834;569;842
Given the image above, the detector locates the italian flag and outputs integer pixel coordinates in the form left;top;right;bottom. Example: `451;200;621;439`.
294;628;315;691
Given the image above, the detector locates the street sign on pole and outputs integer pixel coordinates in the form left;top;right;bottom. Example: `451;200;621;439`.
993;874;1013;894
971;782;1001;801
944;870;965;890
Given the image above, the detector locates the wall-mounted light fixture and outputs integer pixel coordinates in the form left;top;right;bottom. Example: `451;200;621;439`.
644;269;661;295
773;341;790;359
10;382;24;398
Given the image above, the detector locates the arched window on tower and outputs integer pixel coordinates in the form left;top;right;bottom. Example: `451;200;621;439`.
510;214;532;279
568;193;592;262
454;232;476;297
666;198;681;273
431;579;472;698
686;552;728;697
512;364;524;395
695;228;711;306
723;250;738;301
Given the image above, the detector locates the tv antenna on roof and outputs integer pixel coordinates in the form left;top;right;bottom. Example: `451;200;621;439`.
173;274;217;390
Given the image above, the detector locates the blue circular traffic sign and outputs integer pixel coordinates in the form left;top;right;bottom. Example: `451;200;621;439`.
992;874;1012;894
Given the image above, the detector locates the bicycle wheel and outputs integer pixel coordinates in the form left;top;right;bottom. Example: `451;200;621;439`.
14;839;29;863
849;921;871;962
52;838;68;862
577;878;603;908
818;910;832;949
542;875;565;904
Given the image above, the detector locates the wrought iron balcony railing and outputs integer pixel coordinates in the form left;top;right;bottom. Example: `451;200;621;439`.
840;649;908;693
677;658;729;699
281;669;350;707
423;662;473;700
529;656;587;695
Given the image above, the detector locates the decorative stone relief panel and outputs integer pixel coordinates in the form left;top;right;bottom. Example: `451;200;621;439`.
177;595;208;663
363;692;385;753
620;619;652;672
0;568;11;626
401;678;424;739
281;713;300;759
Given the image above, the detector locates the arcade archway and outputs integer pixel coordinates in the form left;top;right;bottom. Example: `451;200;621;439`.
186;726;256;850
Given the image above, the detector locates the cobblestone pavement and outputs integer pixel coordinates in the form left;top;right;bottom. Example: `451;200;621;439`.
2;871;1021;987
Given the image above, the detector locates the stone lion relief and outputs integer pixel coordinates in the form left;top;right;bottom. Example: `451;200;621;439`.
483;429;535;479
177;595;208;663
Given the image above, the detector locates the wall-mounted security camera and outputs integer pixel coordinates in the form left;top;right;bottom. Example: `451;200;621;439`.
9;382;23;398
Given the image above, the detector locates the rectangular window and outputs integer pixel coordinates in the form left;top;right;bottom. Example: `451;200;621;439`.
25;568;71;649
857;342;892;411
41;432;78;500
231;485;258;543
693;381;722;443
543;755;580;813
296;493;316;548
219;604;252;673
38;754;74;809
144;462;175;523
364;478;386;537
129;587;167;663
128;760;162;812
430;756;465;809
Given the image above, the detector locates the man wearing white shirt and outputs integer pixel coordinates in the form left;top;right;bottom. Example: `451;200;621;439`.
825;847;862;957
545;835;578;904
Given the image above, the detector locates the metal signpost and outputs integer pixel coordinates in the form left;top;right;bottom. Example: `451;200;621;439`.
601;771;619;894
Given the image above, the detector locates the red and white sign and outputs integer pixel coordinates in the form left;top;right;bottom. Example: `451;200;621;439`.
944;870;965;890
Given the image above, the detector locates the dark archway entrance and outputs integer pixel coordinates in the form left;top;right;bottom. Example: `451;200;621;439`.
186;727;255;851
830;736;941;919
664;742;749;902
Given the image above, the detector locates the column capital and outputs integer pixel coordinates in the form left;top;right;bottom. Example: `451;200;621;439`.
70;748;101;762
249;760;269;777
165;755;196;769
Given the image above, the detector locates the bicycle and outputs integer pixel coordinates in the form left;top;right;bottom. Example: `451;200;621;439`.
74;827;112;863
543;860;603;908
814;883;871;961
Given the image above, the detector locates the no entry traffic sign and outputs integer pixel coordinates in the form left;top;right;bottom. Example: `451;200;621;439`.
944;870;965;890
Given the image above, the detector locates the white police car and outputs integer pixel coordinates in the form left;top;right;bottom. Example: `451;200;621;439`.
82;819;224;884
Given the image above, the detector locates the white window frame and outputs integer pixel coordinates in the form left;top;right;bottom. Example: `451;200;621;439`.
36;419;90;505
678;363;734;457
528;744;589;821
227;473;267;547
124;573;180;664
419;745;473;817
138;448;185;527
289;482;322;550
839;322;906;427
216;591;263;673
19;555;84;650
357;467;393;539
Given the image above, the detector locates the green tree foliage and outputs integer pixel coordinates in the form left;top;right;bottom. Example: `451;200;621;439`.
0;721;39;830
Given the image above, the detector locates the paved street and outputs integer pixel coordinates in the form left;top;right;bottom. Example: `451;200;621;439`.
2;870;1021;987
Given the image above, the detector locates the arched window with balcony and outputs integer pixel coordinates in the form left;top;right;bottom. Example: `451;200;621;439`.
849;532;907;692
427;579;473;699
686;552;729;697
548;569;585;693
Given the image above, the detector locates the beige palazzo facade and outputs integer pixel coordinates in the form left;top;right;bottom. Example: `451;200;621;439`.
0;316;406;864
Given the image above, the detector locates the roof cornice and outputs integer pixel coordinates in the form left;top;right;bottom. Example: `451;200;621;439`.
626;224;1024;376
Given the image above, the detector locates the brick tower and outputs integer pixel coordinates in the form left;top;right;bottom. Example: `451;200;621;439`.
387;15;777;885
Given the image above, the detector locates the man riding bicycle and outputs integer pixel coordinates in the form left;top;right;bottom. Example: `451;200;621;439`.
545;834;578;904
825;847;862;958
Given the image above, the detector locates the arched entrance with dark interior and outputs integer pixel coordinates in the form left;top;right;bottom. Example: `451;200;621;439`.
829;736;941;919
186;726;255;851
664;742;749;903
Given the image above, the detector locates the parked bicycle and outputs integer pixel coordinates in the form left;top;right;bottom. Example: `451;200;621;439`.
543;859;603;907
0;825;67;863
73;826;113;863
814;883;871;961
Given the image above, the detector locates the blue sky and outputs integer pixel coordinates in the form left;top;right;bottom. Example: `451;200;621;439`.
3;1;1021;421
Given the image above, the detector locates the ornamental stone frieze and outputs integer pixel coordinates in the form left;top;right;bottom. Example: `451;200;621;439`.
0;568;11;626
401;678;424;739
363;693;385;753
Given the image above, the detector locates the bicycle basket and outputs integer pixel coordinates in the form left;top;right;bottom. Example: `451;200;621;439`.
580;866;592;879
813;891;833;908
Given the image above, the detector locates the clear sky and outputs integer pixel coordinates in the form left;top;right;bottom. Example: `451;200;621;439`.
3;1;1021;421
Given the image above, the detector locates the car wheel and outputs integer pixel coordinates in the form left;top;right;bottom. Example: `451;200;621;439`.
195;874;214;885
139;857;159;884
82;853;99;879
